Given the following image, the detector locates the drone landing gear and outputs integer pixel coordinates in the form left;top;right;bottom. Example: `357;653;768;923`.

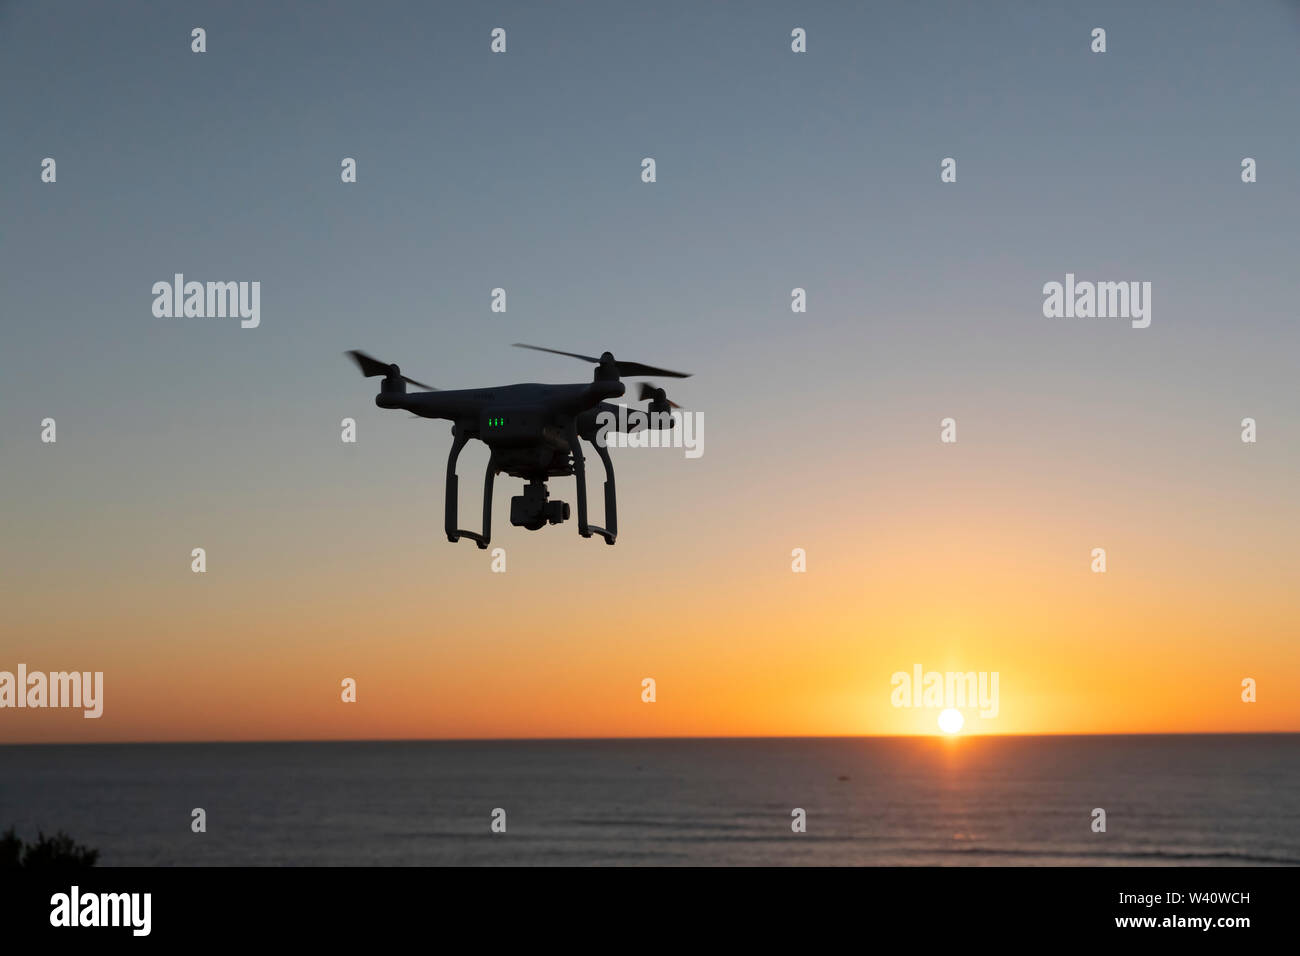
445;428;494;549
443;424;619;548
569;422;617;545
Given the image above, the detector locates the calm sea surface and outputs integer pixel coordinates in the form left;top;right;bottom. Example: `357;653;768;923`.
2;735;1296;866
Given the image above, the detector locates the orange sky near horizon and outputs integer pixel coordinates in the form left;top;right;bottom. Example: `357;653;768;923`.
3;440;1297;744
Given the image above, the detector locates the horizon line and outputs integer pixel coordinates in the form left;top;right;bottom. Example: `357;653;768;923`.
2;730;1297;747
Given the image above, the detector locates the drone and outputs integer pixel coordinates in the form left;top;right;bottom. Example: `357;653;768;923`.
346;344;690;548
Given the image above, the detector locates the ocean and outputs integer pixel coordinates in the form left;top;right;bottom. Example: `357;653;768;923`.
2;735;1296;866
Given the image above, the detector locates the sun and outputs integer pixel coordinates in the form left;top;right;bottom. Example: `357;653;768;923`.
938;708;965;734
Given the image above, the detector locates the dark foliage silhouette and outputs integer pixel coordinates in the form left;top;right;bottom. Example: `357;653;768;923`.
1;827;99;868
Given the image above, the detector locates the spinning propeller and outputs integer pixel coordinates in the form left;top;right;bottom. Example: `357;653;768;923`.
512;343;691;379
345;350;438;390
638;382;681;409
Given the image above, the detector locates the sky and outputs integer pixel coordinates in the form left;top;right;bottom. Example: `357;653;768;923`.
1;0;1298;742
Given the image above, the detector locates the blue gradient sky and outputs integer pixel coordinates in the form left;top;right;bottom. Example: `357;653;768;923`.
2;1;1298;741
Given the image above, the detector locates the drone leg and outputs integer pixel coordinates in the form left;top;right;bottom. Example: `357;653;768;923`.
445;427;491;549
568;421;616;546
568;421;593;539
478;450;496;549
588;439;617;545
445;428;469;543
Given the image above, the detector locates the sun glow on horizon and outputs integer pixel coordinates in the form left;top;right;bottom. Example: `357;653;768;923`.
938;709;965;734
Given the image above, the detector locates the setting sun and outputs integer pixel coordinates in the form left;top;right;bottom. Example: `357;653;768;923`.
939;709;965;734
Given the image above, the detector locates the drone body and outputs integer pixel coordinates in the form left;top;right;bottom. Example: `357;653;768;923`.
348;345;689;548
